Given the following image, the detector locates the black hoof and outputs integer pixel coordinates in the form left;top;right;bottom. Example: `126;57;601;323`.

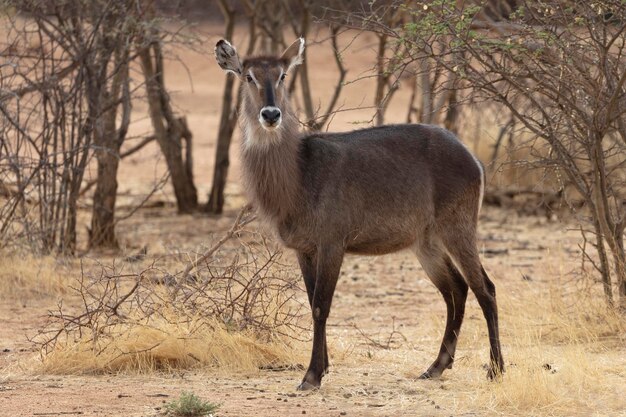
418;369;444;379
418;366;446;380
486;367;504;381
418;371;433;380
297;380;320;391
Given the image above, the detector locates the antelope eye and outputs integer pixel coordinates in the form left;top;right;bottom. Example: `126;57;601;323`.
246;75;253;83
280;73;287;82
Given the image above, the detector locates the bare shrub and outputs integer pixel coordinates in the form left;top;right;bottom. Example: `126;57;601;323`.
0;1;201;252
0;6;105;254
1;1;147;253
34;212;306;373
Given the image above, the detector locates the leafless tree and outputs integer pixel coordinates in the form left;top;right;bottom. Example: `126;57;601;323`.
138;3;198;214
0;0;200;252
206;0;262;214
0;0;144;253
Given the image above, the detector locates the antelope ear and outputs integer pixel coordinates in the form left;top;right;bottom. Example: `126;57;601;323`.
280;38;305;72
214;39;242;75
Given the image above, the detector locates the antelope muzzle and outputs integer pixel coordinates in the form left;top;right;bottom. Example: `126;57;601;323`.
259;106;282;129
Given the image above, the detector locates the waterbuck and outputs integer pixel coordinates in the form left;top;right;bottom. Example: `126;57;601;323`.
214;38;504;390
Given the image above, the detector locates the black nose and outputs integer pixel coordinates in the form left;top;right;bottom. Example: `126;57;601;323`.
261;108;281;125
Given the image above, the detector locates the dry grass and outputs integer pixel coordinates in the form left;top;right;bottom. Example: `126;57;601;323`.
501;281;625;346
0;252;71;298
454;346;610;415
393;275;626;416
40;314;305;375
463;289;624;415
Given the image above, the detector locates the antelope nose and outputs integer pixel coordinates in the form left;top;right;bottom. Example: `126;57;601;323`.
261;107;281;125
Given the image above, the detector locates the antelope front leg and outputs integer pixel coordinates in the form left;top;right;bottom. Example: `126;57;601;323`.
297;252;329;374
297;245;344;391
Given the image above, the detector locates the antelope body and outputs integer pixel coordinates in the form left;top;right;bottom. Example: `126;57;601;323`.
215;38;504;390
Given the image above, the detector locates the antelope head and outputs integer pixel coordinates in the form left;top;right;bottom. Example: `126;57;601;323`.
214;38;305;132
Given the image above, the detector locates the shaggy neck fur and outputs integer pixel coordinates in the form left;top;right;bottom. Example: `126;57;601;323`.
239;98;302;224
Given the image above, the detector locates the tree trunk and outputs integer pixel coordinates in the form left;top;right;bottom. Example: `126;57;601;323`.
206;76;237;214
139;41;198;213
590;135;626;308
593;215;613;306
90;152;120;248
611;226;626;309
206;0;237;215
406;74;419;123
444;87;459;134
374;33;388;126
63;146;91;255
617;229;626;309
89;54;130;249
419;56;432;124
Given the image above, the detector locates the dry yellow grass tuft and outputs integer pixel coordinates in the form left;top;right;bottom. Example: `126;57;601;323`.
500;282;625;346
0;252;71;298
451;346;609;415
40;314;306;375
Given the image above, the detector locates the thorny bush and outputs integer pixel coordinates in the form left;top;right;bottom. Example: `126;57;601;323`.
34;219;307;371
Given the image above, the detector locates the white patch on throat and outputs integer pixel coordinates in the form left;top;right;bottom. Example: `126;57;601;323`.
242;120;283;151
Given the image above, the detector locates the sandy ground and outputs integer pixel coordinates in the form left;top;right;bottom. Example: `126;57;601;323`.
2;205;625;417
1;22;625;417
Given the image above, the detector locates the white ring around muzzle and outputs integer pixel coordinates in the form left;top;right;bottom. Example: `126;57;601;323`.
259;106;282;129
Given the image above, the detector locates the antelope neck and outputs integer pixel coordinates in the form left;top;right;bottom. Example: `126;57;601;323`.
240;113;302;223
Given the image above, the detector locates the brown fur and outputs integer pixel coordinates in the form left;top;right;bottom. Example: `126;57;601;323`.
215;38;504;390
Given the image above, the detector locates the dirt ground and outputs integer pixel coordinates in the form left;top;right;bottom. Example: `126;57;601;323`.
1;23;625;417
2;206;625;417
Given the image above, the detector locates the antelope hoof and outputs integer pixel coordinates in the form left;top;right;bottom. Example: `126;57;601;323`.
418;369;442;380
297;380;320;391
486;367;504;381
418;371;434;380
418;362;449;379
297;371;322;391
486;360;505;380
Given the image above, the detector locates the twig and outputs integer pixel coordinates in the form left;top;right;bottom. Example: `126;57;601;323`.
173;205;256;298
351;317;407;350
